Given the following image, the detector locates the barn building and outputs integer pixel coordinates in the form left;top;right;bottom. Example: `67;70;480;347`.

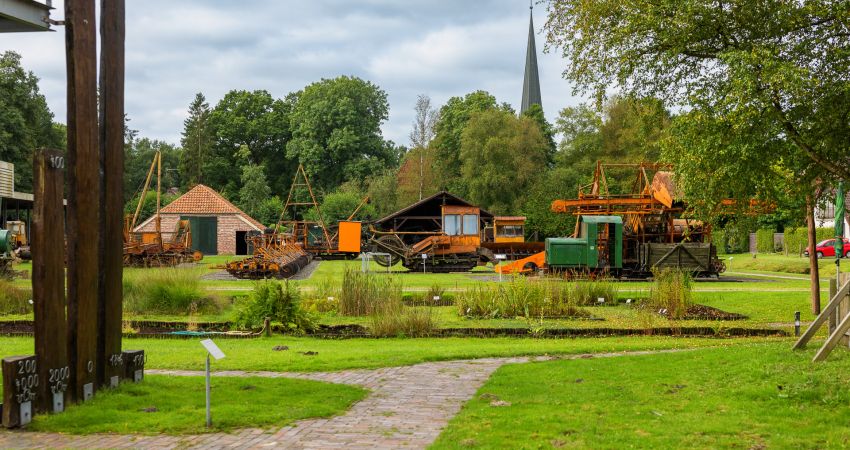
133;184;264;256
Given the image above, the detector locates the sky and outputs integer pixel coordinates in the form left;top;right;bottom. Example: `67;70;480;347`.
2;0;585;147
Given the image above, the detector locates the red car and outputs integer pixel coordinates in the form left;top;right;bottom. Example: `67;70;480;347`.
805;237;850;258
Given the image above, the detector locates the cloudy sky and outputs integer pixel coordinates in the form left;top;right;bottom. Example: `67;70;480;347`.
3;0;584;147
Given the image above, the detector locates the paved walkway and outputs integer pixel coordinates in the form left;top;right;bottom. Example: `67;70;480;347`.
0;350;680;449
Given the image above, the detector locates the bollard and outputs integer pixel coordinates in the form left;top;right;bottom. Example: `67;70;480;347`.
794;311;801;337
122;350;145;382
263;317;271;337
2;355;37;428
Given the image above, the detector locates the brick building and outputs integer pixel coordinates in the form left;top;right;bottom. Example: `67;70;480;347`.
133;184;264;256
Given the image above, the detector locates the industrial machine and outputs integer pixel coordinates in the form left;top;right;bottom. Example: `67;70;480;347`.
5;220;29;260
225;230;311;279
0;229;13;279
123;151;200;267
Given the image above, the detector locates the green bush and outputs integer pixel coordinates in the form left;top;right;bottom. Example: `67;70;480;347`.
648;268;693;319
713;226;751;254
339;268;403;316
755;228;776;253
570;279;619;306
457;278;591;319
123;268;220;315
234;281;315;332
0;280;31;315
783;227;834;256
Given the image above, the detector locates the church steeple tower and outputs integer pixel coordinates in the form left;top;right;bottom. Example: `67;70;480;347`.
520;3;542;114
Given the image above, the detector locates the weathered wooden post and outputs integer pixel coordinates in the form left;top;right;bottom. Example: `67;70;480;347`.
98;0;126;389
65;0;101;402
1;356;38;428
33;149;69;413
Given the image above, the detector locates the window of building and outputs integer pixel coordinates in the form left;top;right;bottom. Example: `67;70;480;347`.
444;214;461;235
496;225;524;237
463;214;479;235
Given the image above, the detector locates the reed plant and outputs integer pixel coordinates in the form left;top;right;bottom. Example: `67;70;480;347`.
0;279;31;315
234;280;315;332
648;268;693;319
123;268;221;315
369;301;437;337
339;268;403;316
457;277;590;319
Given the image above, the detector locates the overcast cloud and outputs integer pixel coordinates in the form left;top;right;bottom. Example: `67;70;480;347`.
2;0;584;147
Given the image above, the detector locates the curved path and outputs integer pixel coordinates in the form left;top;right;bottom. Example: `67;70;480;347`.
0;349;682;449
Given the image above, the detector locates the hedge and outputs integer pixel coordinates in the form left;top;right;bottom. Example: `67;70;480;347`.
713;226;751;254
755;228;776;253
783;227;835;256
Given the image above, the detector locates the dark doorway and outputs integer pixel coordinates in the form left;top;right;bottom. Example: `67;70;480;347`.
183;216;217;255
235;231;248;255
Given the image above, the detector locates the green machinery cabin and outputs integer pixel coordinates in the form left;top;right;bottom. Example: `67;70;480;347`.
545;216;623;272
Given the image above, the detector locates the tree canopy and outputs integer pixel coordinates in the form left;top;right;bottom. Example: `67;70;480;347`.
287;76;398;192
544;0;850;218
0;51;64;191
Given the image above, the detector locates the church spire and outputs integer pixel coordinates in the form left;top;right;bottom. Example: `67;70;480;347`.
520;3;542;114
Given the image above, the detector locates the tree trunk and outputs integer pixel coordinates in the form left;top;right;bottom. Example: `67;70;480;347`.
807;194;821;314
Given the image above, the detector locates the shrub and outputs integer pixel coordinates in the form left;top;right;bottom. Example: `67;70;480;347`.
234;281;315;332
339;268;403;316
457;278;590;319
0;280;31;315
783;227;834;256
302;279;339;313
647;268;693;319
123;268;220;315
755;228;775;253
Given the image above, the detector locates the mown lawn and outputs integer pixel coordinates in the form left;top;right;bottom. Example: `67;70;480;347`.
432;342;850;449
28;375;366;435
722;252;843;277
0;335;782;382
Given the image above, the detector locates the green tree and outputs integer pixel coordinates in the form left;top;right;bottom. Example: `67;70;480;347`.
307;186;375;225
431;90;511;194
124;137;182;204
521;104;556;165
238;163;273;224
178;92;212;190
366;170;400;219
125;191;180;227
207;90;293;196
544;0;850;194
0;51;64;191
287;76;396;192
458;110;548;214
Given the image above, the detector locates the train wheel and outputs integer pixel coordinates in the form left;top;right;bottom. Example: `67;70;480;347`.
372;235;404;267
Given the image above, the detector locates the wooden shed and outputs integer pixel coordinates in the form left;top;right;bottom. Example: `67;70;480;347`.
133;184;264;256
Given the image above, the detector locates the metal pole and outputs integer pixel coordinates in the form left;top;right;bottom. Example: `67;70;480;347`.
205;354;211;428
794;311;801;337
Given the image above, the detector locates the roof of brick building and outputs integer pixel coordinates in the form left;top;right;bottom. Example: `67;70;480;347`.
142;184;264;230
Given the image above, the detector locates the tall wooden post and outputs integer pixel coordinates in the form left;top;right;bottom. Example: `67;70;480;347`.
65;0;101;402
807;195;821;314
98;0;125;388
33;149;69;413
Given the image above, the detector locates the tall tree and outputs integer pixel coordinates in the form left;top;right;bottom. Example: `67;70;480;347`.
178;92;212;190
521;103;556;165
123;137;182;207
238;163;273;224
458;110;548;214
409;94;439;149
205;90;293;197
0;51;64;191
431;90;511;194
287;76;396;192
545;0;850;311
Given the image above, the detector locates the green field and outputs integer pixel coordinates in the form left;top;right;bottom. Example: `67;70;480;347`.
433;342;850;449
28;375;366;435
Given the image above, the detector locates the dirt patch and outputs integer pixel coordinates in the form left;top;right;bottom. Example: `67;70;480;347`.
681;304;748;321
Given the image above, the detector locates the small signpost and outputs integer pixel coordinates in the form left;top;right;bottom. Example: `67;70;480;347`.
421;253;428;274
494;254;507;282
200;339;225;428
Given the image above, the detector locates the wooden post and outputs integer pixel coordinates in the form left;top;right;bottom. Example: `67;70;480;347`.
32;149;69;413
65;0;101;402
2;356;37;428
122;350;145;382
792;278;850;350
98;0;125;389
806;195;821;314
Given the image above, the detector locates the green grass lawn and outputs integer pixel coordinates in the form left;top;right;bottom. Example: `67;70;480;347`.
28;375;366;435
0;336;782;381
722;252;845;277
432;342;850;449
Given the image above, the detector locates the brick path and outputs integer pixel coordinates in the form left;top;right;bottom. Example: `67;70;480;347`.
0;349;681;449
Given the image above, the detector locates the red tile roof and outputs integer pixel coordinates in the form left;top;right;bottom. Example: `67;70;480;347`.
160;184;264;229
